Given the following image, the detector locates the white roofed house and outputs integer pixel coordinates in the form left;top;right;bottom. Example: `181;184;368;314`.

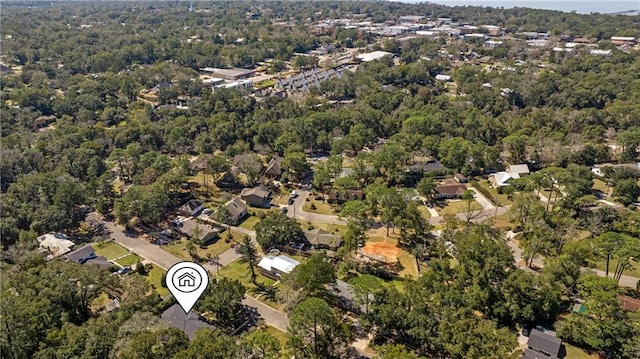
257;254;300;280
38;233;75;261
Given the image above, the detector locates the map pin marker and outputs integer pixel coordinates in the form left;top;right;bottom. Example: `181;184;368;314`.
166;261;209;314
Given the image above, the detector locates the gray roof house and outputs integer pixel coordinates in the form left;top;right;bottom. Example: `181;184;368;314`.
161;304;217;340
304;229;343;249
64;245;113;269
523;329;565;359
240;186;271;208
222;197;248;225
178;199;205;217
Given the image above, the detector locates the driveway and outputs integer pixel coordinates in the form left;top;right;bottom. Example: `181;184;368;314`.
286;190;347;225
468;187;495;210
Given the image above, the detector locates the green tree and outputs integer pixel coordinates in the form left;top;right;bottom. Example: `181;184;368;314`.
417;174;436;203
287;298;351;359
119;328;189;359
255;212;304;251
239;235;259;285
242;330;282;359
288;252;336;298
375;344;421;359
613;178;640;206
197;278;246;331
348;274;381;314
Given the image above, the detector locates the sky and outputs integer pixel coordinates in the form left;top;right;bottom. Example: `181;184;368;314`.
404;1;640;15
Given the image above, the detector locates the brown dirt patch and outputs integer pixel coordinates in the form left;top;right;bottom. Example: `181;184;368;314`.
362;241;401;263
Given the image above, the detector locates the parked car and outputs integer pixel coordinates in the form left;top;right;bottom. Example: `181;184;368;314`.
79;253;97;264
521;325;531;337
288;197;295;205
280;207;288;214
202;208;210;215
290;190;298;198
117;266;132;275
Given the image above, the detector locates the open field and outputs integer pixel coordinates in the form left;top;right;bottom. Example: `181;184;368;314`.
365;231;418;279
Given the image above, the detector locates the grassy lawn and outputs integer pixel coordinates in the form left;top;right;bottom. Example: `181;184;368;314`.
258;325;288;350
342;157;355;168
397;252;418;279
114;253;141;267
417;205;432;219
302;199;336;215
162;237;235;261
215;260;280;308
255;79;275;89
564;343;597;359
239;215;260;231
592;178;610;194
474;180;514;206
273;190;293;206
301;221;347;234
436;199;483;217
145;264;169;297
592;259;640;278
94;241;129;260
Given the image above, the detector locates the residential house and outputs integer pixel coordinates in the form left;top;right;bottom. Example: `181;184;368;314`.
240;186;271;208
200;67;256;81
222;197;248;225
407;160;446;175
435;74;452;81
263;156;283;178
178;199;205;217
64;245;113;269
434;183;467;199
617;295;640;311
33;115;57;129
327;189;364;204
38;233;75;261
489;171;520;188
489;164;530;188
454;173;468;183
327;279;372;314
257;254;300;279
506;164;531;177
161;304;217;340
304;229;343;250
523;329;564;359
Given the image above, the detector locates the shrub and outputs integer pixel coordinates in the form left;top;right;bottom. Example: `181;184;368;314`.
310;203;317;210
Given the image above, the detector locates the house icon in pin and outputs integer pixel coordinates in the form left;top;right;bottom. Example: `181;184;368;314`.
177;272;197;287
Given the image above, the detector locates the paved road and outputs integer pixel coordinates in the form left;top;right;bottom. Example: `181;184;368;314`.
287;190;347;225
103;219;290;330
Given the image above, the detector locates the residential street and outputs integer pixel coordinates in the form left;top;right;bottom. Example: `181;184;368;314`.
103;219;290;330
286;190;347;225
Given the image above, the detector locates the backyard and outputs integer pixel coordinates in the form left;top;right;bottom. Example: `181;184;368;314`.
161;235;236;261
145;264;169;297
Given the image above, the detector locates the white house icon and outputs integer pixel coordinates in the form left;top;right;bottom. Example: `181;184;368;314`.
177;272;196;287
